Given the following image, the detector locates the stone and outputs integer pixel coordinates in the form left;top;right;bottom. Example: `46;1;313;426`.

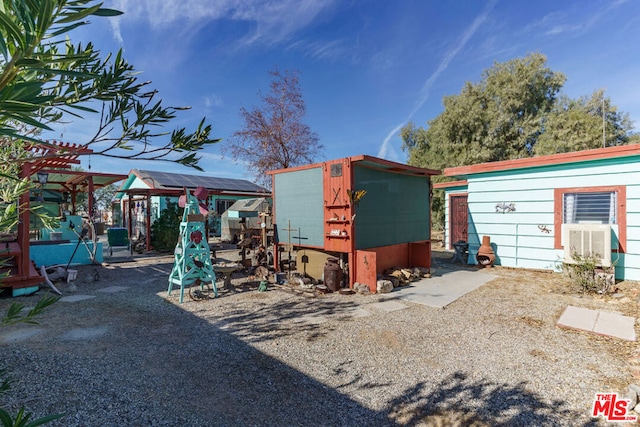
354;282;371;295
629;384;640;396
377;280;393;293
624;388;638;411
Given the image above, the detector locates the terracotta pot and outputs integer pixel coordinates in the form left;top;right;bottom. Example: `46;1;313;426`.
476;235;496;268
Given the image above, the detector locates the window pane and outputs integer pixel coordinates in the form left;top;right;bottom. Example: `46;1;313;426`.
563;191;616;224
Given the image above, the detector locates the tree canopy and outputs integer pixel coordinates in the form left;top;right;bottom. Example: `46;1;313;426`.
0;0;220;170
402;53;637;228
224;68;322;187
403;53;635;174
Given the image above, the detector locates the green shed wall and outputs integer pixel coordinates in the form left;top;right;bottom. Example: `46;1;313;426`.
353;165;430;249
274;167;324;247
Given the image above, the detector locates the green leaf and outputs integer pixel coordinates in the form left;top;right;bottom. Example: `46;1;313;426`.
56;3;102;24
36;0;55;38
0;11;26;49
48;21;89;38
14;58;45;66
24;413;66;427
92;8;123;17
0;32;8;60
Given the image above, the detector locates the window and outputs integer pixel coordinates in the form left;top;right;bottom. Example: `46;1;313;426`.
554;185;626;252
563;191;617;224
215;199;235;215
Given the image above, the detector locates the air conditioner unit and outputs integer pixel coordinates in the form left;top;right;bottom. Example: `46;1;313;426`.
562;224;611;267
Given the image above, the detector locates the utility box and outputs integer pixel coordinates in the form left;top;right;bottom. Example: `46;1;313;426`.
270;155;439;292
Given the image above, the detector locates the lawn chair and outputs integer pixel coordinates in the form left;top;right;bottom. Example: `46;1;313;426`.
107;227;131;256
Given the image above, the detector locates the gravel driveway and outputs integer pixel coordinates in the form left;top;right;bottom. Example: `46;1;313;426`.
0;249;638;426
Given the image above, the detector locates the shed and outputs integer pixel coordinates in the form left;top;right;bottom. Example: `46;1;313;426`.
435;144;640;281
269;155;439;292
115;169;270;251
220;197;271;242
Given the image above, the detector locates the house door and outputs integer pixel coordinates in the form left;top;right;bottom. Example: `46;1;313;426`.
450;195;468;248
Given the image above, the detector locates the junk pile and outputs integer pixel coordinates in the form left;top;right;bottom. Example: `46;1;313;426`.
372;266;431;294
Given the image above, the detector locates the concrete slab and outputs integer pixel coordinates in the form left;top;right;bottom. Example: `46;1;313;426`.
390;269;497;308
594;310;636;341
59;294;96;303
557;306;636;341
0;328;45;343
60;326;109;341
557;306;598;332
96;286;129;293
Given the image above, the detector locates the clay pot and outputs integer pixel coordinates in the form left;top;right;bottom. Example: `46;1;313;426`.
476;235;496;268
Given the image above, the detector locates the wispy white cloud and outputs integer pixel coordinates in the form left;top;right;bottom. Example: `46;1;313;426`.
107;0;336;49
288;38;351;62
203;94;224;109
525;1;627;38
376;0;498;161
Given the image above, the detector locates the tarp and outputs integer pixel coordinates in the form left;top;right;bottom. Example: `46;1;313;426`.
220;198;271;242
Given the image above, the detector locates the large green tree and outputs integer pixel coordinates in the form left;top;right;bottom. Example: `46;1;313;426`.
403;53;566;173
534;89;633;155
403;53;636;228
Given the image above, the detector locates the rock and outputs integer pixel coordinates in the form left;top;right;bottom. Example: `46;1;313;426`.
354;282;371;295
634;402;640;414
613;293;625;298
629;384;640;396
624;388;638;411
377;280;393;293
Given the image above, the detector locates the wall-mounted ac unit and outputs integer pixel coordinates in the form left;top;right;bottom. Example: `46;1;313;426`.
562;224;612;267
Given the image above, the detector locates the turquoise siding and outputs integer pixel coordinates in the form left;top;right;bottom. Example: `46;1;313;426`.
456;156;640;280
354;165;430;249
274;167;324;247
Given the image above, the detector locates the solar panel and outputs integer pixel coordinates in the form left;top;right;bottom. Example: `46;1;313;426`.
138;170;268;193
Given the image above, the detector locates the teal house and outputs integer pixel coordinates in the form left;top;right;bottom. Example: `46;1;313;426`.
435;144;640;281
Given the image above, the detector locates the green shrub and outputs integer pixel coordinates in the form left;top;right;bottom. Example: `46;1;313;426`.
561;252;616;294
150;201;183;252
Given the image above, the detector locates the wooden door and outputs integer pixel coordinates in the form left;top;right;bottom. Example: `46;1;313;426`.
450;195;468;248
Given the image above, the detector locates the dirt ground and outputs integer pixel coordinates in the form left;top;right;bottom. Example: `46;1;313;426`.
31;243;640;383
2;240;640;425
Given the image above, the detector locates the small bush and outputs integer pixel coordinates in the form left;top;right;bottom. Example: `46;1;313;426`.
150;202;183;252
561;252;615;294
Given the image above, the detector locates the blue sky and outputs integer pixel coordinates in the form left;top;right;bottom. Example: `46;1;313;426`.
45;0;640;182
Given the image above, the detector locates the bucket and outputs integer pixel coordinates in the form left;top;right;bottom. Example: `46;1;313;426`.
66;269;78;283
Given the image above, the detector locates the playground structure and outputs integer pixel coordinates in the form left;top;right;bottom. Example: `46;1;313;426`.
167;187;217;303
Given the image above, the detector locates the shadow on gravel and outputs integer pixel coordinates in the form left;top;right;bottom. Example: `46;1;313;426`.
203;295;363;344
1;261;397;427
384;371;599;426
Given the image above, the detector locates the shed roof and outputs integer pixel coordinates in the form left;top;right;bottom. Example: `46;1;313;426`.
227;197;271;212
118;169;270;197
443;144;640;178
34;169;127;193
268;154;440;177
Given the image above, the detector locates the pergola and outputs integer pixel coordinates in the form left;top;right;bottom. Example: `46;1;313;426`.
5;141;126;291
